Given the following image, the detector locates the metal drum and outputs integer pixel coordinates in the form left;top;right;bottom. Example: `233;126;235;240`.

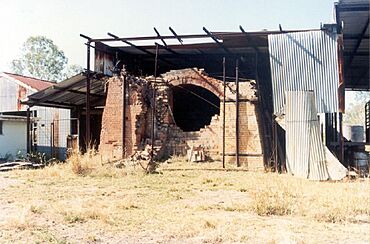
344;125;364;142
353;152;369;170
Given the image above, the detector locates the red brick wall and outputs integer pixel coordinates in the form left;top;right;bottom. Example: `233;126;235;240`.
99;77;123;159
99;69;264;170
99;76;149;160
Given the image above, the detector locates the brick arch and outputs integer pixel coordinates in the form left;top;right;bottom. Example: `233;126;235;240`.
161;68;223;97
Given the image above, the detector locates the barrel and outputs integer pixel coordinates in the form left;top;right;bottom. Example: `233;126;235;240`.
353;152;369;168
344;125;364;142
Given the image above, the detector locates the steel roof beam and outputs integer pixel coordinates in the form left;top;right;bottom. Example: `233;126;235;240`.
203;27;231;54
344;34;370;40
53;88;105;98
337;4;369;12
239;25;260;53
83;29;318;43
169;27;183;44
108;32;155;56
279;24;285;33
153;27;167;47
155;42;178;55
107;32;173;65
80;34;92;41
88;34;209;43
347;18;369;67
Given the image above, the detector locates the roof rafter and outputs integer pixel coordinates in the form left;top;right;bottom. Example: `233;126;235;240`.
169;27;183;44
239;25;260;53
153;27;167;47
107;32;173;65
202;27;232;54
347;18;369;67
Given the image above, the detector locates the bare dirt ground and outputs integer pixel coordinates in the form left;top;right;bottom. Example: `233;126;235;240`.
0;175;20;225
0;160;369;243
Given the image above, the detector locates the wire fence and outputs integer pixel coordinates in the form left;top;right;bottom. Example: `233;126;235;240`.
31;118;79;160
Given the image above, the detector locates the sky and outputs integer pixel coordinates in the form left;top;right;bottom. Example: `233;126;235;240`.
0;0;336;72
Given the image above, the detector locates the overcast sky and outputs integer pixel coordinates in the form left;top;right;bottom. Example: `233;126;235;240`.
0;0;336;72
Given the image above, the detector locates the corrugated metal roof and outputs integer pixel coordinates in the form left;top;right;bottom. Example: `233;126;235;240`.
285;91;329;180
24;73;109;109
336;0;369;90
3;72;55;91
0;115;28;122
268;30;340;115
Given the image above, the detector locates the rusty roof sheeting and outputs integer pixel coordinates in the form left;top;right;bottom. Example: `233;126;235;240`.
3;72;55;91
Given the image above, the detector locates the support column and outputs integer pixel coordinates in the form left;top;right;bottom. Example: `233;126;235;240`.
122;66;127;159
222;57;226;169
26;107;31;154
339;112;344;163
235;59;240;167
86;42;91;149
150;44;159;167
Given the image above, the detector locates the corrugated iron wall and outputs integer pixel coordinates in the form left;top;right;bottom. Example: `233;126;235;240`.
268;30;339;115
286;91;329;180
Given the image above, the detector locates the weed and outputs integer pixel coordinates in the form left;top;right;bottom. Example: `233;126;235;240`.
251;185;299;216
204;220;216;229
29;204;43;214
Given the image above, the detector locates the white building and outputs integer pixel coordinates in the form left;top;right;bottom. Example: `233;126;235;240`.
0;115;27;160
0;72;70;160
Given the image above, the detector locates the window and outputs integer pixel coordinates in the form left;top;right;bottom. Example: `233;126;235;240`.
0;121;3;135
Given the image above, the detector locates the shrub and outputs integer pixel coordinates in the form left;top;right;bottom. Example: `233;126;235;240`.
251;185;300;216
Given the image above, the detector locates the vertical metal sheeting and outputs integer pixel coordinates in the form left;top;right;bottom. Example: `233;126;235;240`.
268;30;339;116
286;91;329;180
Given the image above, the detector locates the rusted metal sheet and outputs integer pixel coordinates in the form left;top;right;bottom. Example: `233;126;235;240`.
337;35;345;113
286;91;329;180
94;42;114;76
268;30;340;115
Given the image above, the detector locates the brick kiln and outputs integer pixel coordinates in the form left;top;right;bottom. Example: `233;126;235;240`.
99;68;264;170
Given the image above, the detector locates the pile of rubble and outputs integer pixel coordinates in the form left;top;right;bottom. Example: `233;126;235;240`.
0;161;44;172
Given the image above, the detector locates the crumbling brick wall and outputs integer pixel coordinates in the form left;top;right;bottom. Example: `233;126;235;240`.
222;82;263;170
99;76;124;159
99;68;264;170
162;69;263;170
99;75;149;160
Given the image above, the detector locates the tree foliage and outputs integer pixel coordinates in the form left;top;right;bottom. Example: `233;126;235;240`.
344;91;370;126
11;36;82;82
63;64;84;80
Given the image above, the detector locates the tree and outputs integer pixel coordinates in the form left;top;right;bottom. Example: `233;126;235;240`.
62;64;84;80
344;91;370;126
12;36;68;82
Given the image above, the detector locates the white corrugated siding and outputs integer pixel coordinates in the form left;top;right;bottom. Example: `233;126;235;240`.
268;30;339;115
34;106;70;159
0;76;19;112
0;75;70;159
286;91;329;180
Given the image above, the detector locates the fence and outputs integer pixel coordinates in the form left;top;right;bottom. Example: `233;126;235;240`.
31;118;79;160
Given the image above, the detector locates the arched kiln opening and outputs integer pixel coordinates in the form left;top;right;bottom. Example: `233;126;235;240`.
172;84;220;132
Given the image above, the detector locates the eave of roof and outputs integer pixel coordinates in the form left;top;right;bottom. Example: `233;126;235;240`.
2;72;55;91
23;72;108;109
336;0;369;90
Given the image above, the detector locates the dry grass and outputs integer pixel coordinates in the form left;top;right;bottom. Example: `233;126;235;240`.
0;158;369;243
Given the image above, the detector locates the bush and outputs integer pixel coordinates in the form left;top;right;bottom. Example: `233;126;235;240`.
251;185;300;216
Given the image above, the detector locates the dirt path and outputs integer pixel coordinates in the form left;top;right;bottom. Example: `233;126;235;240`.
0;174;20;225
0;174;19;189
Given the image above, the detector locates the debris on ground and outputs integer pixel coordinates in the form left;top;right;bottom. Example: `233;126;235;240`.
0;161;44;172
